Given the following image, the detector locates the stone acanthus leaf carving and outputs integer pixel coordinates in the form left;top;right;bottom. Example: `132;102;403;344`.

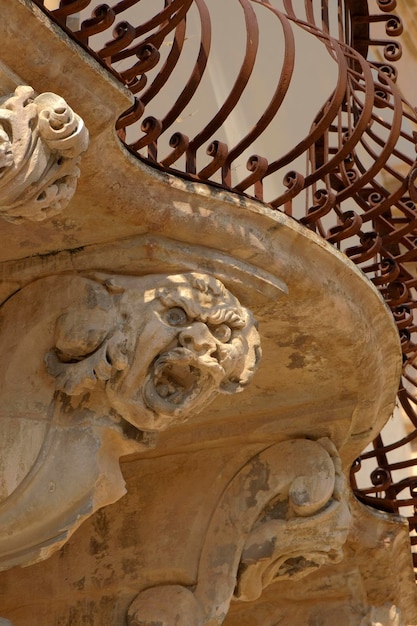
127;438;351;626
46;271;262;432
0;85;89;223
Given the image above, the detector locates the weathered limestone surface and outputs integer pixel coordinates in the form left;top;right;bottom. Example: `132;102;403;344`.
223;495;416;625
0;448;415;625
363;606;404;626
0;2;415;625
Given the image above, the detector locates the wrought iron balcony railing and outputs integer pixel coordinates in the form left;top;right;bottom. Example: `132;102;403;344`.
31;0;417;575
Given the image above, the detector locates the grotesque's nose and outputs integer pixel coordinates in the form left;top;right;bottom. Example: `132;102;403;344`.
179;322;217;354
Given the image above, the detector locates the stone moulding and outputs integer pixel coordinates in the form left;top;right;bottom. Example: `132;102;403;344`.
127;438;351;626
0;270;261;570
0;85;88;223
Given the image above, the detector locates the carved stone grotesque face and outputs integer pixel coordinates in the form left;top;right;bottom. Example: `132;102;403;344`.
47;272;261;432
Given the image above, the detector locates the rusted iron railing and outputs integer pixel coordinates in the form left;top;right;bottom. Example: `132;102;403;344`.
32;0;417;574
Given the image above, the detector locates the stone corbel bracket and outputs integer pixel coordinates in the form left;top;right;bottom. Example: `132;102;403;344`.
0;271;261;570
127;438;351;626
0;85;88;223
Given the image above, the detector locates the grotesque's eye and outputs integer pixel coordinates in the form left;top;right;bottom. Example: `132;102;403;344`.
211;323;232;343
166;307;189;326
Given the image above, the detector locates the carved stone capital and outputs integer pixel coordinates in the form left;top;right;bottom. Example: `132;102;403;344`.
0;271;260;569
127;438;351;626
0;85;88;223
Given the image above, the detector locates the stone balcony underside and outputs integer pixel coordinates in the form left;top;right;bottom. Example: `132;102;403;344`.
0;2;415;625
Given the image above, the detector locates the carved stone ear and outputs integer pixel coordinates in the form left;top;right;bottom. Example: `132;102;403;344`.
220;320;262;394
54;308;111;362
45;282;128;396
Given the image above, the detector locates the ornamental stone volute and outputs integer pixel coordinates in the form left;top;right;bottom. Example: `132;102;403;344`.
0;85;88;223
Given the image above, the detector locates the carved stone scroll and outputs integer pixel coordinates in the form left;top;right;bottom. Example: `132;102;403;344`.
0;85;88;223
234;438;350;603
0;271;260;569
127;438;351;626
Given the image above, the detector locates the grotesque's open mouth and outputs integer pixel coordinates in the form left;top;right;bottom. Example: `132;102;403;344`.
154;359;200;404
143;348;224;416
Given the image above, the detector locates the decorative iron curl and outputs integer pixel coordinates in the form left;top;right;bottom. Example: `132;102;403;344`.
300;188;336;227
270;170;305;211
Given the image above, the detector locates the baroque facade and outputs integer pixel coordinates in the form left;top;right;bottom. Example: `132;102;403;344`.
0;1;417;624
